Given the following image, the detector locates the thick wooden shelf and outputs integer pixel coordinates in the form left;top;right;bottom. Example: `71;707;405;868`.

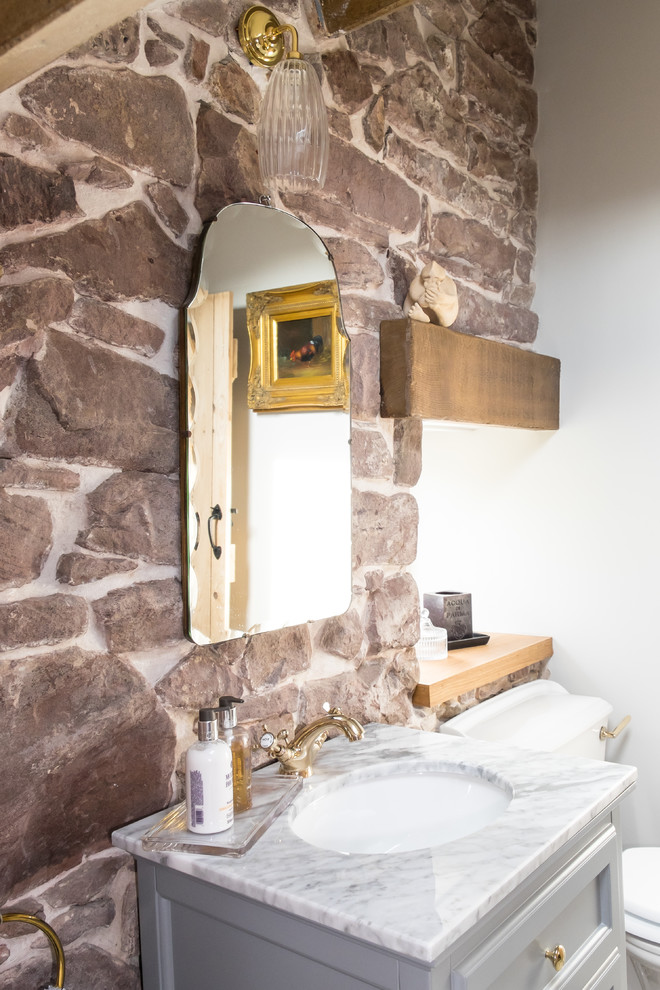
380;318;560;429
413;632;553;708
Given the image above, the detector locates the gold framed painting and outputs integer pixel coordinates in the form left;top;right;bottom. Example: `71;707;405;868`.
246;280;348;412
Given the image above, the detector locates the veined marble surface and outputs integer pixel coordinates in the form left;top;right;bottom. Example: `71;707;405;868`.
112;723;636;963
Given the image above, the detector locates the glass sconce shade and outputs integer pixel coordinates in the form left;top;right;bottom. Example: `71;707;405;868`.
258;57;329;193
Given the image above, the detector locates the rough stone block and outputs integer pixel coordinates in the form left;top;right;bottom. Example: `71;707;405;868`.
0;155;78;232
324;136;421;235
385;133;469;209
417;0;469;37
170;0;230;36
469;5;534;82
185;35;210;81
430;212;517;283
1;112;52;151
77;471;179;565
0;459;79;492
364;570;420;652
47;852;129;907
393;417;422;487
316;608;364;660
156;640;248;709
0;594;88;652
10;329;178;474
21;66;195;185
346;17;407;66
146;181;190;237
352;491;418;567
451;282;539;342
0;277;74;338
284;197;390;251
207;58;260;123
240;625;313;691
195;105;261;222
0;491;52;591
1;648;175;895
145;39;178;66
56;552;138;586
0;201;192;307
324;51;374;113
58;942;141;990
383;63;469;166
324;238;384;291
301;647;417;727
362;93;386;151
70;17;140;63
52;897;115;945
92;579;182;652
345;329;381;422
68;298;165;356
459;40;537;144
147;16;186;50
66;157;133;189
467;127;518;185
351;427;393;480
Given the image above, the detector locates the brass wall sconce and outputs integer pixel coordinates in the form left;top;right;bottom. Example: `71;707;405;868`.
238;5;329;192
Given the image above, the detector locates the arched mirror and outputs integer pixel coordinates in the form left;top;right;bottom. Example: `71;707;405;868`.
181;202;351;645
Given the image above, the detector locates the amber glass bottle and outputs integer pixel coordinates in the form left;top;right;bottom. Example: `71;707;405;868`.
217;696;252;813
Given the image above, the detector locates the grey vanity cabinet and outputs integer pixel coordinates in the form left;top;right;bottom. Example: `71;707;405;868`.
450;819;625;990
134;812;626;990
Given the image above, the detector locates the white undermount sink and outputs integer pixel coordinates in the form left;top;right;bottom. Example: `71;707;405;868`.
290;762;512;855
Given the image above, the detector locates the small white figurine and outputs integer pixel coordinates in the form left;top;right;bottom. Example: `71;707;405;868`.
403;261;459;327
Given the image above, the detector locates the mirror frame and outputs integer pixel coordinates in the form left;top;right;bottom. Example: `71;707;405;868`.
179;202;351;645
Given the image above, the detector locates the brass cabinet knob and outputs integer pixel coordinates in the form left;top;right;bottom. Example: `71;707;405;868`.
544;945;566;971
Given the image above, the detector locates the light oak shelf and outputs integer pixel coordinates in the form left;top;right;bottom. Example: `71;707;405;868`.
413;632;553;708
380;318;560;429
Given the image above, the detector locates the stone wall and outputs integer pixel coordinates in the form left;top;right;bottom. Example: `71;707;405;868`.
0;0;539;985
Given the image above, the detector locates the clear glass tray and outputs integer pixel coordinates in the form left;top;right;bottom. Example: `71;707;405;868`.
141;773;302;858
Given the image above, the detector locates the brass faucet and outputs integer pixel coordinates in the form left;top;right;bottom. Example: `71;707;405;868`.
261;707;364;777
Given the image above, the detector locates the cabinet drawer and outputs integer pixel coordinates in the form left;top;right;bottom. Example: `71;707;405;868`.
451;825;619;990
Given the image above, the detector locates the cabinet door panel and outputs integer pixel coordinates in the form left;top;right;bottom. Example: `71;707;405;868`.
451;826;619;990
169;900;385;990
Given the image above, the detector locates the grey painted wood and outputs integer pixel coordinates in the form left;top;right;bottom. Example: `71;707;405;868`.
133;809;627;990
451;825;622;990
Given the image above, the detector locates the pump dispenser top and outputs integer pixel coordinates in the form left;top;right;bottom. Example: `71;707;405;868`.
218;696;242;728
217;696;252;813
198;707;219;740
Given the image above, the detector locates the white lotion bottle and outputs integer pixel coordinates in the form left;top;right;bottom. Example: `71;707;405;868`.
185;708;234;834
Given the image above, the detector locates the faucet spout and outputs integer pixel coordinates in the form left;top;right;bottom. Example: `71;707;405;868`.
265;707;364;777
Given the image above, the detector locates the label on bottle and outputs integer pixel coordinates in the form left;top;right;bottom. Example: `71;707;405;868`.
185;740;234;834
189;769;204;826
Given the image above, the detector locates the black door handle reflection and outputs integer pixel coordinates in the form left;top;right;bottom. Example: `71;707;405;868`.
207;505;223;559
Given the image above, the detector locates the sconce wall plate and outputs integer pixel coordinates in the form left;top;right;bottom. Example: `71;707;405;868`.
238;5;285;67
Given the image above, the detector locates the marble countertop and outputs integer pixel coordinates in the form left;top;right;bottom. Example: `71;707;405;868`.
112;723;636;964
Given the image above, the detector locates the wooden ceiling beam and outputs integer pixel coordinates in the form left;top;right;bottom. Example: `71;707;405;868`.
318;0;414;34
0;0;148;93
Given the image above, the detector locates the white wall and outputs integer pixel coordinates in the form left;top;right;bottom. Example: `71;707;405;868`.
412;0;660;848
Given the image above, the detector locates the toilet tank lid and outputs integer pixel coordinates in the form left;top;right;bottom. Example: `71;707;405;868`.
440;680;612;752
623;848;660;927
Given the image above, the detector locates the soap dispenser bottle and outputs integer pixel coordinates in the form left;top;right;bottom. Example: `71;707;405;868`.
185;708;233;834
217;696;252;813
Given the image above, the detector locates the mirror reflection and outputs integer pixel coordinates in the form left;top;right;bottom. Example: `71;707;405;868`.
181;202;351;645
